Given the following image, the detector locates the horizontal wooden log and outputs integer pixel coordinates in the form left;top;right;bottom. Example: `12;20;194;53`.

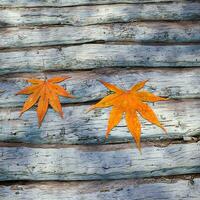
1;68;200;109
1;22;200;48
1;44;200;75
0;99;199;144
0;142;199;181
0;177;200;199
0;0;183;7
0;3;200;27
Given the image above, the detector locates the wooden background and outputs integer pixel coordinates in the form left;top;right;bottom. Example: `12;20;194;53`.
0;0;200;199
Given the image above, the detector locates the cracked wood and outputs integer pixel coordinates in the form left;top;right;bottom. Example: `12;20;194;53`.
1;68;200;108
0;99;199;144
0;0;184;7
1;44;200;75
0;177;199;199
0;142;199;181
0;3;200;27
1;22;200;48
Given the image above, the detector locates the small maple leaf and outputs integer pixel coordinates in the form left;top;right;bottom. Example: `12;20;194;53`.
16;76;74;127
88;80;168;151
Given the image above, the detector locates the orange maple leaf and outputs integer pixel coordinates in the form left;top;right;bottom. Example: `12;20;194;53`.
89;80;168;151
16;76;74;127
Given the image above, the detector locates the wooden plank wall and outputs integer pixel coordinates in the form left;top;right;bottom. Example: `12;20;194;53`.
0;0;200;199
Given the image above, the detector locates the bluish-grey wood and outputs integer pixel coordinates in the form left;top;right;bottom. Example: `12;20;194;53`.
1;22;200;48
0;0;183;7
0;178;199;200
0;99;199;144
1;68;200;108
1;44;200;75
0;142;199;181
0;3;200;27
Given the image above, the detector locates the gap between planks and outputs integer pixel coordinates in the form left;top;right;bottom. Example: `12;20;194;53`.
0;0;186;8
0;176;199;200
0;173;199;186
0;137;199;149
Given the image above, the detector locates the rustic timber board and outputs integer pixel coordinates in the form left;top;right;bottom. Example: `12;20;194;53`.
0;0;200;197
1;22;200;48
0;68;200;108
0;142;199;181
0;3;200;27
0;0;184;7
0;177;199;200
1;44;200;75
0;99;200;144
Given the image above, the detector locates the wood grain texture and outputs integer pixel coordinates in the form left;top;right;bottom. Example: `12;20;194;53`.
0;142;199;181
0;3;200;27
1;44;200;75
0;99;200;144
0;0;183;7
1;22;200;48
0;178;200;200
0;0;199;195
1;68;200;108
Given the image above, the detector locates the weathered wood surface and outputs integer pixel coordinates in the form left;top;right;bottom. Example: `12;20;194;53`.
0;0;199;198
0;177;199;200
1;44;200;75
0;0;184;7
1;22;200;48
1;68;200;109
0;142;199;181
1;3;200;27
0;99;199;144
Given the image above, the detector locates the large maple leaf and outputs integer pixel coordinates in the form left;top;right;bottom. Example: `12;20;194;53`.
16;76;74;127
89;80;168;151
